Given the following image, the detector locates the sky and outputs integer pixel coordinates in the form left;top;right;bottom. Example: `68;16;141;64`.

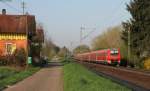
0;0;131;49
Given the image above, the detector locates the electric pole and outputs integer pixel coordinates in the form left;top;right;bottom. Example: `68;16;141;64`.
80;26;84;46
80;26;96;43
21;1;26;15
79;26;96;53
70;41;73;55
80;26;83;53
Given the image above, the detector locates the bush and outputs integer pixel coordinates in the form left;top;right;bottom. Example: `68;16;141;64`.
0;48;27;67
0;57;6;66
0;56;15;66
14;48;27;67
144;58;150;70
120;58;127;67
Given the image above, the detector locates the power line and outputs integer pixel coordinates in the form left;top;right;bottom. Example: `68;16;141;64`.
95;0;126;30
0;1;22;13
79;26;97;47
79;1;127;47
79;0;126;45
107;0;126;26
81;27;96;40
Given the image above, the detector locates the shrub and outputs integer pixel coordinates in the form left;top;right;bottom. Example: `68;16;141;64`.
0;56;13;66
0;48;27;67
144;58;150;70
0;57;6;66
14;48;27;67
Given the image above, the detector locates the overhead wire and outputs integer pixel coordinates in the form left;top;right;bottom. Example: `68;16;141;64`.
80;0;127;46
92;0;126;32
107;0;127;27
82;0;126;35
0;1;22;13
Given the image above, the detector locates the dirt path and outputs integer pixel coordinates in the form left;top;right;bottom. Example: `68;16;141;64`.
4;66;63;91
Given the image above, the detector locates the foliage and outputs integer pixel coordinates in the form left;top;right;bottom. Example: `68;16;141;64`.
92;26;128;61
14;48;27;66
122;0;150;67
73;45;90;54
144;58;150;70
0;66;40;90
0;48;27;67
61;57;74;65
0;56;15;66
58;46;70;58
0;57;7;66
92;26;122;49
63;62;131;91
41;39;60;60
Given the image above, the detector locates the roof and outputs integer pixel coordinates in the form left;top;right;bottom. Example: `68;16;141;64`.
0;14;36;34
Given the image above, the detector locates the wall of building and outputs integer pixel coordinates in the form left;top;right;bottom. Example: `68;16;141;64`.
0;34;27;56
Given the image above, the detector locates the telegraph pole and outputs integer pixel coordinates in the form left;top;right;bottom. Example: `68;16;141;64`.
79;26;96;53
80;26;85;45
80;26;83;53
80;26;96;43
70;41;73;55
21;1;26;15
80;29;82;45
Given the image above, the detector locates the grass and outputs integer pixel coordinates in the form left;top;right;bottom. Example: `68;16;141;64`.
63;62;131;91
0;66;40;90
0;67;18;80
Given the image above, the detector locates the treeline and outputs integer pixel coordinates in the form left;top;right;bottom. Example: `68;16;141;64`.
41;38;70;60
42;39;60;60
122;0;150;69
73;45;90;54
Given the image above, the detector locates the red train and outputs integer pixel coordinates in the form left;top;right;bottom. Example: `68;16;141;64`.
74;49;121;65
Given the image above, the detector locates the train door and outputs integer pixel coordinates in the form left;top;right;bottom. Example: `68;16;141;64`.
96;52;98;62
88;54;91;62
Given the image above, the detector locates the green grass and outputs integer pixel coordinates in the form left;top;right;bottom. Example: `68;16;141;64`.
0;66;40;90
0;67;18;80
63;62;131;91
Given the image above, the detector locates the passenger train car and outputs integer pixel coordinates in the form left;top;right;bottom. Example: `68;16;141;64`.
75;49;121;65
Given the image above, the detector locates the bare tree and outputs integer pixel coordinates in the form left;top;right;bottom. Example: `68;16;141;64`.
92;26;128;60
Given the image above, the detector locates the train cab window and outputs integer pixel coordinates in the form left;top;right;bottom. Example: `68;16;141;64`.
110;50;118;55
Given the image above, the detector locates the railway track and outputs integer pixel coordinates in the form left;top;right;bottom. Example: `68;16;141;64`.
78;61;150;91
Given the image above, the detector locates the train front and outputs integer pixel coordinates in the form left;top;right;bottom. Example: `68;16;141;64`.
108;49;121;65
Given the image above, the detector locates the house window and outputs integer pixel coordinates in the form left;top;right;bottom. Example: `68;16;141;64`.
6;43;16;55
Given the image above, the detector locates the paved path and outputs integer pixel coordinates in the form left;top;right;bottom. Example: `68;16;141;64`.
4;66;63;91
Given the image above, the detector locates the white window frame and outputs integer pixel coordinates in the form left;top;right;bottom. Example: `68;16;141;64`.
5;43;13;55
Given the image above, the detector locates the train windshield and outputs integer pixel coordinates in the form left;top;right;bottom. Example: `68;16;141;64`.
110;50;118;55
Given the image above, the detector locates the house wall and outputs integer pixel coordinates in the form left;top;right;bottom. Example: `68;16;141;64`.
0;34;27;56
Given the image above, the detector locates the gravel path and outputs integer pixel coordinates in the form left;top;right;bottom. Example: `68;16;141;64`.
4;66;63;91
